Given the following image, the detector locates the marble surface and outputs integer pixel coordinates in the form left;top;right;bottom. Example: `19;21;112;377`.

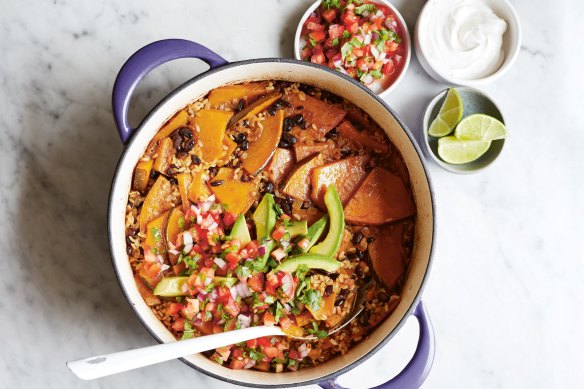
0;0;582;388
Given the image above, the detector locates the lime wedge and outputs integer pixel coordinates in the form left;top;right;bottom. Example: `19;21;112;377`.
428;88;463;137
437;136;491;164
455;114;507;141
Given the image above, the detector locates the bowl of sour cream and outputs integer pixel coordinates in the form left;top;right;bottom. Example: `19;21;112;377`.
414;0;521;85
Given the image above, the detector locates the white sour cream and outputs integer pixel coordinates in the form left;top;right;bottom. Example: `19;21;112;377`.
422;0;508;80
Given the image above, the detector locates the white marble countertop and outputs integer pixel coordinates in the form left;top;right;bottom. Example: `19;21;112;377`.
1;0;582;388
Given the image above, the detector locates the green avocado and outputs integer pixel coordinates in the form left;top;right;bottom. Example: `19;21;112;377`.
275;253;341;273
285;220;308;238
153;276;237;297
229;214;251;245
251;194;277;271
309;186;345;257
296;215;328;253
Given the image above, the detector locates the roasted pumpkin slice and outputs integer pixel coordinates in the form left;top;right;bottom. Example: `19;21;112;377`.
188;170;212;203
294;140;336;161
219;136;237;165
150;110;188;147
227;92;282;128
176;173;192;213
191;109;233;163
133;159;153;192
368;223;406;290
134;275;161;306
307;293;336;321
337;121;388;153
283;92;346;138
208;168;256;215
344;167;416;225
266;148;295;184
165;208;186;264
153;137;175;174
281;153;325;202
144;211;169;257
243;110;284;175
310;155;370;209
208;82;269;107
139;176;174;232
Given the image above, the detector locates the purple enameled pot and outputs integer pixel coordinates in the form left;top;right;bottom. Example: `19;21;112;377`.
109;39;436;388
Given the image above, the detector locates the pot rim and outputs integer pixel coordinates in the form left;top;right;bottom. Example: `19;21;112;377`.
108;57;436;387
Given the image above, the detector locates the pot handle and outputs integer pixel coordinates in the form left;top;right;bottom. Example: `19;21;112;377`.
319;301;435;389
112;39;228;144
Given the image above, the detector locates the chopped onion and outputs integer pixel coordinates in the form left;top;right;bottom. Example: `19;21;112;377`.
182;231;194;254
243;359;256;369
236;282;253;298
364;33;372;45
230;286;238;300
156;255;165;264
297;238;310;251
204;277;213;286
333;58;342;68
214;257;227;269
168;249;180;255
298;343;310;358
185;298;200;314
395;54;403;63
238;314;252;329
217;318;226;325
197;291;207;302
160;264;170;272
209;289;218;301
258;245;267;256
372;32;379;40
271;248;286;262
196;214;203;224
361;74;374;85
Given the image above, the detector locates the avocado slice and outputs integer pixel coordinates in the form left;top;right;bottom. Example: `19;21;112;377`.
251;194;278;271
309;186;344;257
285;220;308;238
153;276;237;297
296;215;328;253
228;214;251;245
275;253;341;273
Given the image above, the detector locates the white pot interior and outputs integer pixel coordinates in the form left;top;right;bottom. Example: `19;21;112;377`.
109;61;434;387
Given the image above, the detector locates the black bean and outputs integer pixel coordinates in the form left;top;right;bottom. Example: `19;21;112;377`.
341;149;352;157
355;265;364;278
338;288;350;299
182;139;195;152
166;167;176;176
241;173;253;182
334;297;346;306
125;236;132;246
301;201;312;209
276;196;293;215
150;170;159;179
356;250;365;259
278;138;290;148
329;273;339;281
367;237;376;243
262;181;274;194
177;151;187;159
346;251;357;259
173;136;183;151
210;180;224;187
283;117;294;132
280;133;297;148
289;114;306;129
267;98;292;116
169;177;178;185
242;119;250;127
126;245;133;255
321;91;343;104
240;140;250;151
378;292;390;302
296;105;304;110
324;285;333;297
352;231;364;245
191;155;201;165
179;127;192;138
128;228;138;237
230;159;242;169
273;80;291;92
299;84;315;95
325;128;339;139
236;99;245;113
170;129;181;141
208;166;219;178
358;310;370;326
234;132;247;144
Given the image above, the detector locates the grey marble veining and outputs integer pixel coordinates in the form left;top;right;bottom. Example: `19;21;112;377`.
0;0;582;388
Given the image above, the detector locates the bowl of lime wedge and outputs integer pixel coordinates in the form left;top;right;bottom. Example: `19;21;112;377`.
422;87;507;174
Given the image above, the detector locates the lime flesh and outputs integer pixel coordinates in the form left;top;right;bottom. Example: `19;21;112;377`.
437;136;491;164
455;114;507;141
428;88;463;137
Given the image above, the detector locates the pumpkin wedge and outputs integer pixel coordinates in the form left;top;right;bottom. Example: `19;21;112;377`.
368;223;406;289
133;159;153;192
153;137;174;174
208;82;269;107
176;173;192;213
208;168;256;215
294;140;336;161
243;110;284;175
144;211;169;256
150;110;188;147
307;292;336;321
337;121;388;153
188;170;212;203
191;109;233;163
283;92;346;138
165;207;186;264
219;136;237;165
139;176;174;233
344;167;416;225
227;92;282;128
281;153;325;202
266;148;295;184
310;155;370;209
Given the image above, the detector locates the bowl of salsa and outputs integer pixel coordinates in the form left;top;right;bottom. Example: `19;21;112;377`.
294;0;411;97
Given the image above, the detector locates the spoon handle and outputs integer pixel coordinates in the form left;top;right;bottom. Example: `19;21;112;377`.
67;325;285;380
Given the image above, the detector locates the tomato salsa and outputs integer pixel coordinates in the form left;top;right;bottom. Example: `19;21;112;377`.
300;0;406;89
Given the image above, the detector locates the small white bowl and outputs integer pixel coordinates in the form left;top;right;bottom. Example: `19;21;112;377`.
294;0;411;97
414;0;522;86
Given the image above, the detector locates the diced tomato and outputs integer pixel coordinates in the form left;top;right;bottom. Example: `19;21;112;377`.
271;226;286;241
278;316;293;330
301;46;312;60
345;67;357;78
328;24;345;40
244;241;259;259
263;311;276;326
311;52;326;64
248;272;265;292
223;212;236;228
382;61;395;76
341;10;359;26
288;349;302;361
181;298;200;320
356;56;375;72
352;46;365;57
322;8;337;23
372;59;383;70
225;252;239;267
172;262;187;276
217;286;232;302
265;272;280;296
232;348;244;359
216;346;232;361
306;21;325;31
308;30;326;43
224;318;237;332
224;298;240;318
246;339;258;348
166;303;183;316
212;324;223;334
348;22;359;34
262;346;279;359
278;272;296;300
386;41;399;52
171;318;185;332
373;17;384;29
229;359;246;370
254;361;270;372
257;337;273;348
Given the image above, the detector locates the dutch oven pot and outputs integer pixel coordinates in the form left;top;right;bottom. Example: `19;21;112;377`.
109;39;436;388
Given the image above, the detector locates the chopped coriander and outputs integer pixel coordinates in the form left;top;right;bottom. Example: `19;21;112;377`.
235;265;251;279
341;30;351;39
322;0;341;9
331;38;339;46
295;264;309;281
152;227;162;242
287;359;298;368
273;302;284;323
301;289;322;311
213;356;223;365
307;322;328;338
178;216;185;230
181;321;195;340
247;349;265;361
205;311;212;321
349;37;363;47
341;42;353;59
370;69;383;79
355;4;377;15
